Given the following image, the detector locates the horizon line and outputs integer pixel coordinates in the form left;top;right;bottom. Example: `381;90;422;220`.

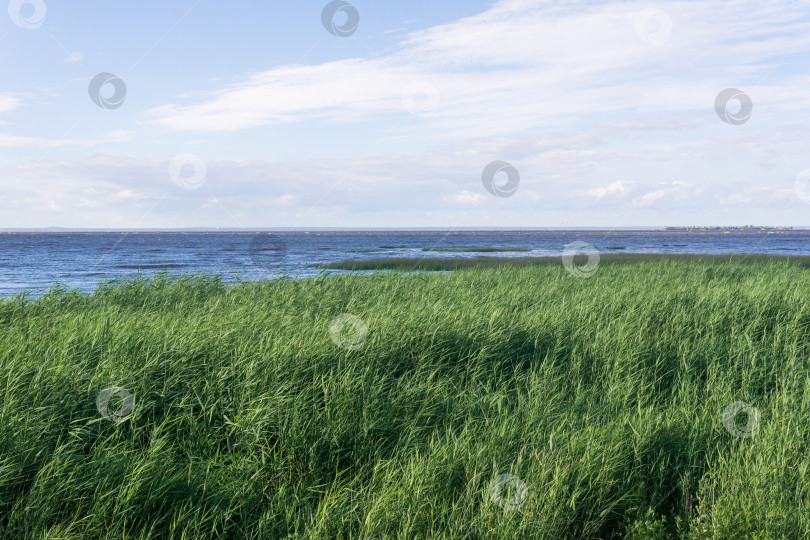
0;226;805;233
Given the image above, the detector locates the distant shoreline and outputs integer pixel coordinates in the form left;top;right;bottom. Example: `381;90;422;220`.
658;226;793;231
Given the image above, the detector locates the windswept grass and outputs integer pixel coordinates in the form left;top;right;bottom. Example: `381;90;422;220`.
323;252;810;271
1;261;809;538
420;247;532;253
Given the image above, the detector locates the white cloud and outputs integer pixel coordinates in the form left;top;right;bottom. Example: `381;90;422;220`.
444;190;484;205
0;95;21;114
102;130;135;142
145;0;810;143
1;142;801;228
633;182;694;207
588;181;631;199
0;132;95;149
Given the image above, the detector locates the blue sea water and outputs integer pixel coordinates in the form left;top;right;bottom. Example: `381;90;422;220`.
1;230;809;296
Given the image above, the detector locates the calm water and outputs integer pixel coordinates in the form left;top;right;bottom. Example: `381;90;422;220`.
1;230;809;296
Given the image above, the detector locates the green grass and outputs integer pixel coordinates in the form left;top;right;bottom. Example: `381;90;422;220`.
420;247;532;253
323;252;810;271
337;247;532;254
1;260;809;538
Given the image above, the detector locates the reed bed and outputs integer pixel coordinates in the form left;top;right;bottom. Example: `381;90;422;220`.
0;260;808;538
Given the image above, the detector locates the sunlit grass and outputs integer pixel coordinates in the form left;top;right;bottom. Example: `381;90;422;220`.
323;252;810;271
0;261;809;538
420;247;532;253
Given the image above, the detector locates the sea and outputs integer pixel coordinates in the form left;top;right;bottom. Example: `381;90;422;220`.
1;229;808;296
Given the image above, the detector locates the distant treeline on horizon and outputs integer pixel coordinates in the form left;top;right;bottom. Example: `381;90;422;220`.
657;226;794;231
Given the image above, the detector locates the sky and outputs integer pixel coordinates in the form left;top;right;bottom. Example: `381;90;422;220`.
2;0;810;229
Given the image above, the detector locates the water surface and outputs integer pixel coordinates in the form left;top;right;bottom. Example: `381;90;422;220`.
1;230;808;296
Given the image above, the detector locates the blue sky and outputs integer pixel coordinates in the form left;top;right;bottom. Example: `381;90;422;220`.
2;0;810;228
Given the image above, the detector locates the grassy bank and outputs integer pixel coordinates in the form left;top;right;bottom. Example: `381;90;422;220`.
1;260;809;538
322;252;810;271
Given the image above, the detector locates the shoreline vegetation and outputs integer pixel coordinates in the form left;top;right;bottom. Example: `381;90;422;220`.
1;259;809;537
322;252;810;271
